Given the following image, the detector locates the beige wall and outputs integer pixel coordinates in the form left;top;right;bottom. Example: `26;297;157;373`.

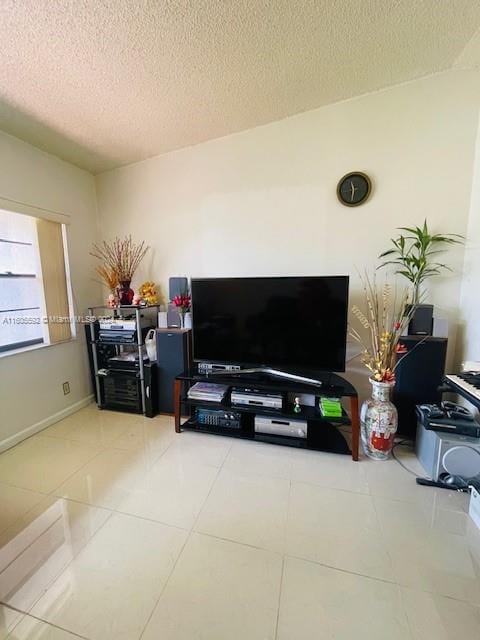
460;108;480;364
0;131;101;448
97;70;480;396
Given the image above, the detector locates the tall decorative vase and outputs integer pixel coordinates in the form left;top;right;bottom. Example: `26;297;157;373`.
118;280;134;305
178;311;185;329
184;311;192;329
361;378;398;460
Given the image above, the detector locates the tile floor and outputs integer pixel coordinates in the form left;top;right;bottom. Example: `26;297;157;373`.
0;404;478;639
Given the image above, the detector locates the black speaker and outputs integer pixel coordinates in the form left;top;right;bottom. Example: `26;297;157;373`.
169;277;188;299
408;304;434;336
156;329;192;413
393;336;447;439
144;362;158;418
84;323;116;402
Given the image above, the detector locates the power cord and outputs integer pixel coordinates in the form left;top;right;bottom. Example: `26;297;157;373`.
391;438;420;477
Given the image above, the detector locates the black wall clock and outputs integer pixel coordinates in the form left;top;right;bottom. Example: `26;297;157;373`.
337;172;372;207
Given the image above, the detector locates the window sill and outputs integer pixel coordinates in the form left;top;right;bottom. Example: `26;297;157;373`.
0;337;77;360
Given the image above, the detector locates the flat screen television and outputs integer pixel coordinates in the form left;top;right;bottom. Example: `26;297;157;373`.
191;276;349;374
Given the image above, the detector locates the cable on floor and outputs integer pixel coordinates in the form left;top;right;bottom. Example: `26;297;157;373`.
391;438;420;477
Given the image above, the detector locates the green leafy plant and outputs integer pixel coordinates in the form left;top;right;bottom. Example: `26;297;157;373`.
378;220;463;304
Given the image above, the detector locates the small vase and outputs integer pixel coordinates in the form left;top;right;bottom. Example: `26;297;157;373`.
118;280;134;305
361;378;398;460
184;311;192;329
178;311;185;328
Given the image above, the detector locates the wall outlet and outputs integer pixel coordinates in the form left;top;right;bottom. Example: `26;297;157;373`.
62;381;70;395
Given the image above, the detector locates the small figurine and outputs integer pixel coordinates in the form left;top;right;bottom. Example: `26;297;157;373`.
107;293;117;309
132;294;142;306
294;397;301;413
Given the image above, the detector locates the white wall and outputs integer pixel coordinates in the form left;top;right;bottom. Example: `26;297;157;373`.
96;70;480;397
95;70;480;396
459;108;480;363
0;132;101;448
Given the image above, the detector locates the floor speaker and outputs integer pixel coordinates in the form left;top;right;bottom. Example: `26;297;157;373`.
144;361;158;418
84;323;116;402
156;329;192;413
393;336;447;439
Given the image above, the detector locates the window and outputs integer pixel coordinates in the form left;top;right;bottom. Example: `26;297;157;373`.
0;209;73;354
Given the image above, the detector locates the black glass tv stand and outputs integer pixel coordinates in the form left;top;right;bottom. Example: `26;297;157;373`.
174;369;360;460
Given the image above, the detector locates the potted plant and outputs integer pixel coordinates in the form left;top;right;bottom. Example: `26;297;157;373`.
350;273;416;460
91;236;149;305
378;220;463;305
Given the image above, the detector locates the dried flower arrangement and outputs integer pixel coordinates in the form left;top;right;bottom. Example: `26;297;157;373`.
90;236;149;283
93;264;118;294
349;273;416;383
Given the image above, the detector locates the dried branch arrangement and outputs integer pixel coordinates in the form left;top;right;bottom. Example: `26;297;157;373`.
93;264;118;293
90;236;149;282
349;272;416;382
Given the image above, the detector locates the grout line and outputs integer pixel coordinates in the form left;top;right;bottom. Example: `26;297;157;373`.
0;509;115;620
397;585;418;640
59;494;191;533
190;438;233;532
137;438;233;639
191;528;283;557
138;527;192;640
284;553;398;586
0;601;91;639
274;554;286;640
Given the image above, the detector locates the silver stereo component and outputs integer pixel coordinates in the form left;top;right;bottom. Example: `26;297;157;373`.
255;416;307;438
198;362;241;374
99;318;137;331
231;388;283;409
416;421;480;481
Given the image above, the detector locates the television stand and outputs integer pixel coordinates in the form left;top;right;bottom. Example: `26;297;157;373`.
207;367;322;387
174;369;360;460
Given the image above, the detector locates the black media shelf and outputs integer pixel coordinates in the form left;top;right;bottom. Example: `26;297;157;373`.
180;417;351;454
180;396;351;424
174;369;360;459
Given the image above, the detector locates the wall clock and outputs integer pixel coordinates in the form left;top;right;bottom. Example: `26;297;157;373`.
337;172;372;207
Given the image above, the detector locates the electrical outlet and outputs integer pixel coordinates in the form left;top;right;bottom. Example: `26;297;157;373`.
62;381;70;395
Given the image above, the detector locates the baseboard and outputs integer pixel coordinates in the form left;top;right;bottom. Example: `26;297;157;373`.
0;395;94;454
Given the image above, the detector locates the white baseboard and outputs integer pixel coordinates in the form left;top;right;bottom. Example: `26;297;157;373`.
0;395;94;454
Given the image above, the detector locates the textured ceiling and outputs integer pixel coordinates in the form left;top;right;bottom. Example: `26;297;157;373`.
1;1;480;174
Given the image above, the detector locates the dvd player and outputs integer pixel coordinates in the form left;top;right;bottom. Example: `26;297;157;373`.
231;387;283;410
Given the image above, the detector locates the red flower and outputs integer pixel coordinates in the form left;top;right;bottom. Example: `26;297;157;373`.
171;293;191;311
382;370;396;383
394;321;401;330
395;343;407;354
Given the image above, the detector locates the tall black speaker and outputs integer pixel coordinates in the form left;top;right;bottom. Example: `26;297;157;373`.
84;323;116;402
156;329;192;413
393;336;448;439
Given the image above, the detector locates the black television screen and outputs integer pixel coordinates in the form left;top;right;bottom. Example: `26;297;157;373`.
191;276;349;372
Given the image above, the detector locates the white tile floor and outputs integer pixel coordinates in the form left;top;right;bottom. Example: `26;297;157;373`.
0;404;479;639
